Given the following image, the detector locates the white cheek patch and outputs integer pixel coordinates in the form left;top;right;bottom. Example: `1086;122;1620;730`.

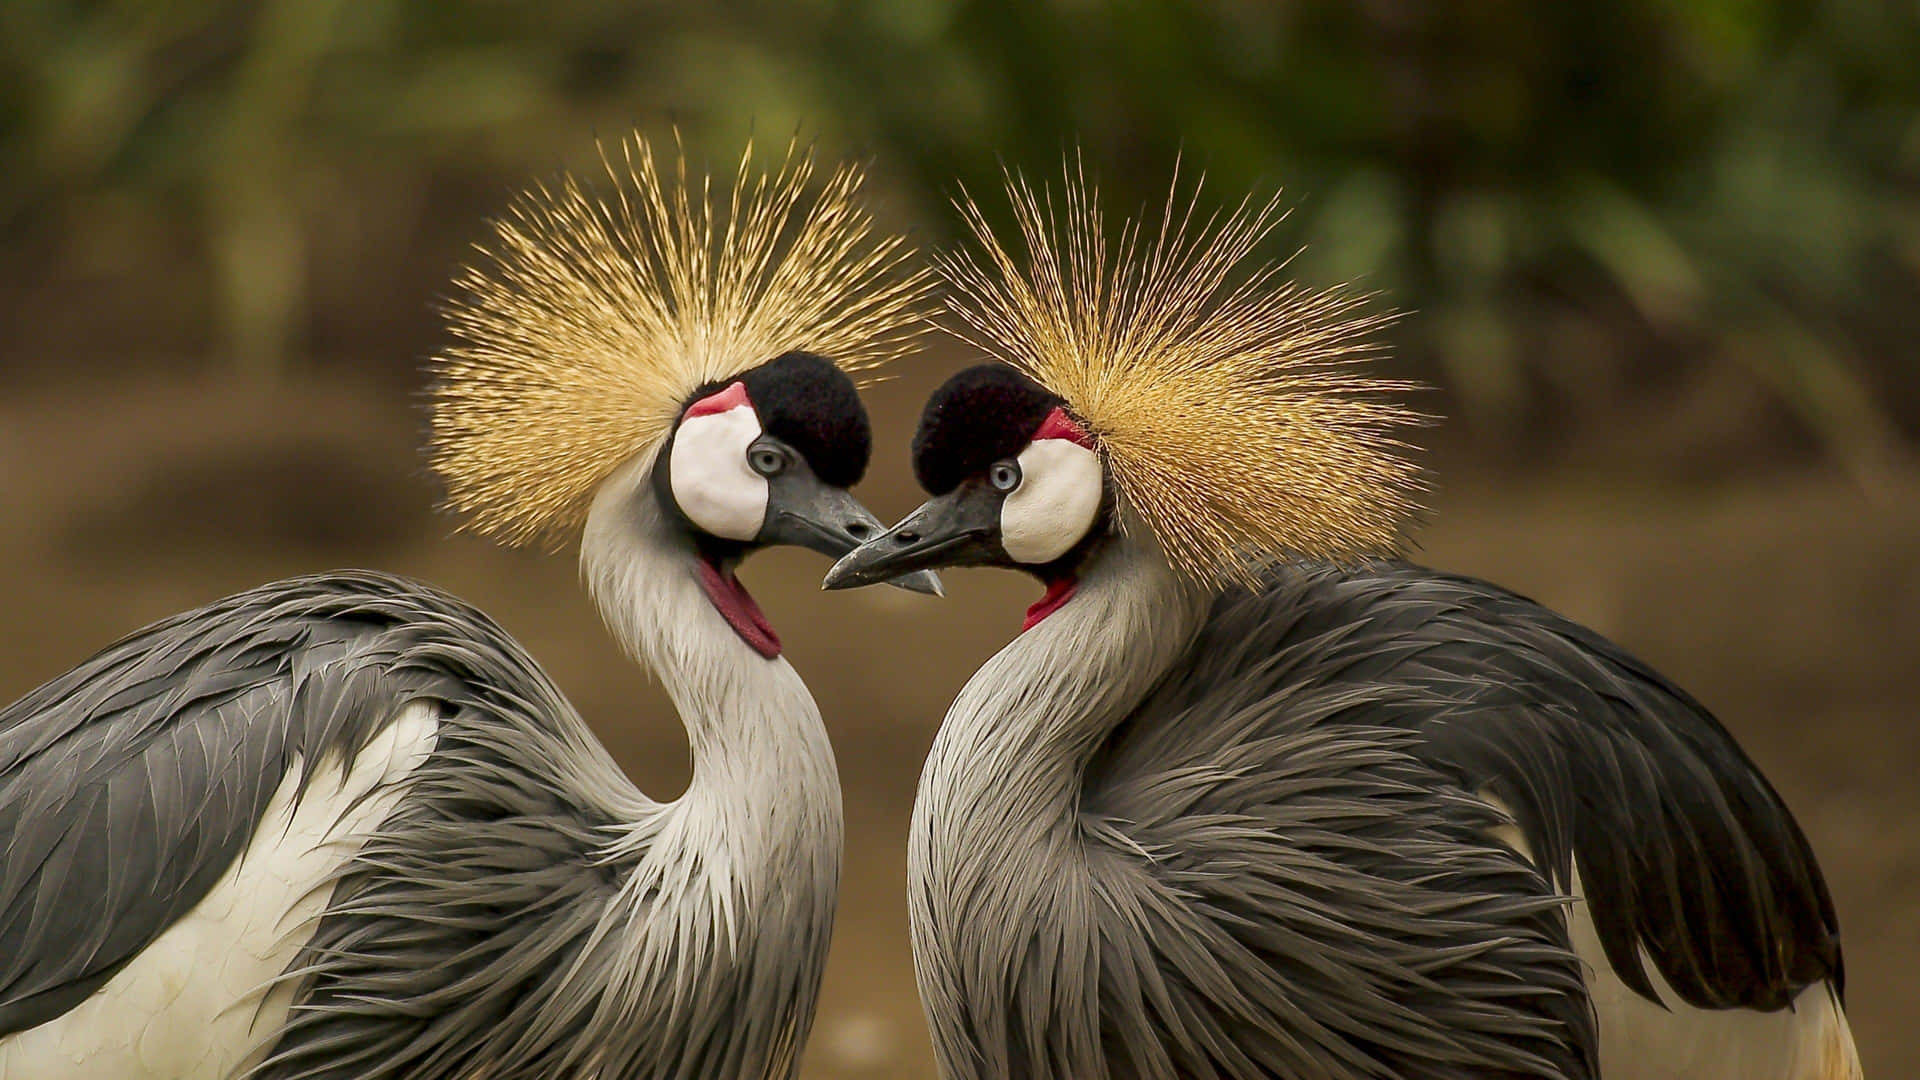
668;403;768;541
1000;438;1103;564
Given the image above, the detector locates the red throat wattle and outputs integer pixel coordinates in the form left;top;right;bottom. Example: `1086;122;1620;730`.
696;558;782;659
1023;577;1079;632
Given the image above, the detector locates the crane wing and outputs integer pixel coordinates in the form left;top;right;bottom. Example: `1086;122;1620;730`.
1153;561;1842;1014
0;572;482;1036
1083;582;1599;1078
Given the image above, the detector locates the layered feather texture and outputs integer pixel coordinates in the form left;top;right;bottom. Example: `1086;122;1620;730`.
432;134;928;547
0;570;838;1079
936;159;1424;587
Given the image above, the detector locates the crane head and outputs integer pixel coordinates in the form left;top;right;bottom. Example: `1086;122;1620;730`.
429;132;929;552
656;349;940;656
828;158;1425;616
822;363;1105;627
426;133;935;657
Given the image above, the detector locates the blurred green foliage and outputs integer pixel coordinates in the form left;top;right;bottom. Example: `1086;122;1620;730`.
2;0;1917;466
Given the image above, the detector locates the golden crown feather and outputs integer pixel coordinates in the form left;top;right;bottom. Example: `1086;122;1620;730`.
430;133;930;548
934;159;1425;588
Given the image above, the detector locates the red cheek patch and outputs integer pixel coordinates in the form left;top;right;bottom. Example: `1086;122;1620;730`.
1031;407;1094;448
685;380;753;418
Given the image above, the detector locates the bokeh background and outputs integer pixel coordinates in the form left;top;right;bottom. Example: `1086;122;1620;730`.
2;1;1917;1075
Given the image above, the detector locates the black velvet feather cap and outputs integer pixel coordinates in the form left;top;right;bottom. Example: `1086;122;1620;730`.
697;350;872;488
911;364;1069;495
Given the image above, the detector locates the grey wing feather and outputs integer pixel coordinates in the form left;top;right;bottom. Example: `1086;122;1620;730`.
244;579;663;1080
0;572;469;1036
2;571;682;1079
1085;610;1597;1079
1156;560;1841;1011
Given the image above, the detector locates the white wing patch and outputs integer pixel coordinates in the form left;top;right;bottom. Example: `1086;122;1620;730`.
0;703;439;1080
1001;439;1103;565
668;405;769;542
1480;794;1860;1080
1566;862;1859;1080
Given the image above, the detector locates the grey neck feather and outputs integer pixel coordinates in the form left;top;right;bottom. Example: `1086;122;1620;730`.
575;449;842;1074
915;530;1205;828
907;530;1206;1076
582;449;841;838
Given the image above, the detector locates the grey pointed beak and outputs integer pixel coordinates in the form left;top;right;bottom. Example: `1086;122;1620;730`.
822;488;1003;591
758;477;943;596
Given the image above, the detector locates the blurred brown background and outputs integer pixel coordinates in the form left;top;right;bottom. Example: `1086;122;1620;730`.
2;1;1917;1076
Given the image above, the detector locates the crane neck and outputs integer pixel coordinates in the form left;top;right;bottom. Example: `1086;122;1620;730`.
922;532;1209;822
908;530;1208;1078
578;448;841;897
547;448;841;1080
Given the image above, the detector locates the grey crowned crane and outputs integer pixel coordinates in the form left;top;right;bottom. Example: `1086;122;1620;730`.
0;136;934;1080
826;170;1859;1080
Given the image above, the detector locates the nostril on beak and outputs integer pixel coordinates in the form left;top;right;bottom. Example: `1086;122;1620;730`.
895;530;921;545
846;521;872;540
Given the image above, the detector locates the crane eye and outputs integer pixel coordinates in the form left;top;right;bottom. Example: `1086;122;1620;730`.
748;446;789;477
989;460;1022;492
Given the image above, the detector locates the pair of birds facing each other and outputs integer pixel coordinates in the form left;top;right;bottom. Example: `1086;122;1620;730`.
0;137;1856;1080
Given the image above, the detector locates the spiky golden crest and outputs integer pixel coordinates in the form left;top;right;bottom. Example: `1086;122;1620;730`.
936;162;1424;588
431;134;929;547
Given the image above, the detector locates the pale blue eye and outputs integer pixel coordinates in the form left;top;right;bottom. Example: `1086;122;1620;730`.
749;447;788;476
990;460;1021;491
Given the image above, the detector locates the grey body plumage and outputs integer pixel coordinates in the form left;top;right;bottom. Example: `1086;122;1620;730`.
907;541;1605;1079
828;343;1855;1076
900;544;1844;1080
1;136;930;1079
1;563;837;1079
1236;562;1841;1015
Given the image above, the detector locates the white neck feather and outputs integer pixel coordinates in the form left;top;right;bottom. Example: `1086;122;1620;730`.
577;450;841;1025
